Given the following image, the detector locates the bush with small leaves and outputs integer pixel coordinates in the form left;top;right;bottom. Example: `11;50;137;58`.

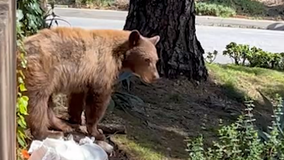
77;0;114;8
16;14;30;160
17;0;45;36
247;47;273;68
195;2;236;17
222;42;249;65
221;42;284;70
205;50;218;64
186;93;284;160
197;0;265;17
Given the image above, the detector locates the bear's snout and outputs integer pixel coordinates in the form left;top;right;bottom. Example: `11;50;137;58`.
153;71;160;80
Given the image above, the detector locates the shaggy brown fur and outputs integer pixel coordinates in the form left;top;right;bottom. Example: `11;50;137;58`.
18;27;160;141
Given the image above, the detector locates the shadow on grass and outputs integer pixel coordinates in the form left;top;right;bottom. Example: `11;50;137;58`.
111;109;189;160
214;64;284;98
110;80;251;159
219;81;247;102
107;77;250;159
208;64;252;102
204;77;282;141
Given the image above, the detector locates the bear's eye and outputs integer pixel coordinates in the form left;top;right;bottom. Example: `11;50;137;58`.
145;58;151;64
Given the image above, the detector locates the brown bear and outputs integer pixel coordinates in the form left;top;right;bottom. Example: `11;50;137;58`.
19;27;160;141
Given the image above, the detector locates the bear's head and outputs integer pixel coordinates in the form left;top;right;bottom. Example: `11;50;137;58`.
123;30;160;83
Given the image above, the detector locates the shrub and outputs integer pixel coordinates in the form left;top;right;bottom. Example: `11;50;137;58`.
16;15;29;150
205;50;218;64
75;0;114;8
195;2;236;17
221;42;284;70
186;94;284;160
198;0;265;17
17;0;45;36
222;42;250;65
215;0;265;16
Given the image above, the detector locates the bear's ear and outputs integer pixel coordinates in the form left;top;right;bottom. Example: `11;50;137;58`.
129;30;141;47
149;35;160;45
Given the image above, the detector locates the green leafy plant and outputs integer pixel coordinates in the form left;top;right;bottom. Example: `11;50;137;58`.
16;9;30;160
197;0;265;17
222;42;250;65
279;52;284;70
257;92;284;143
195;2;236;17
93;0;113;7
185;94;284;160
16;33;29;148
222;42;284;70
246;47;276;68
205;50;218;64
17;0;45;36
79;0;114;8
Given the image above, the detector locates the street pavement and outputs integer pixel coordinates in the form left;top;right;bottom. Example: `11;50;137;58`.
53;7;284;31
49;8;284;64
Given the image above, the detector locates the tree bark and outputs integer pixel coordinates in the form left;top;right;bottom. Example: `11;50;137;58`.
124;0;208;82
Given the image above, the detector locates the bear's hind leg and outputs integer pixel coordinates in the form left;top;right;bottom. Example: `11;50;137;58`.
27;93;63;140
48;96;74;133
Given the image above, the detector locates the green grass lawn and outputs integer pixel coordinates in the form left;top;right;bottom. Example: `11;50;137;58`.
111;135;166;160
207;63;284;101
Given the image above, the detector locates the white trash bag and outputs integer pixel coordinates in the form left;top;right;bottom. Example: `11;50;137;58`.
28;136;108;160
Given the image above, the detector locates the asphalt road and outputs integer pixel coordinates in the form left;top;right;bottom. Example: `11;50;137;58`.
50;8;284;64
52;8;284;30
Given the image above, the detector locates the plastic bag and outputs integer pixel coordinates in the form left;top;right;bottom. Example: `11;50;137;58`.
28;136;108;160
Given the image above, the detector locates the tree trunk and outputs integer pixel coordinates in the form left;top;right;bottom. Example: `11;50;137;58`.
124;0;208;82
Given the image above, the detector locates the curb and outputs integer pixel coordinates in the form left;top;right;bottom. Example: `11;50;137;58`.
196;16;284;31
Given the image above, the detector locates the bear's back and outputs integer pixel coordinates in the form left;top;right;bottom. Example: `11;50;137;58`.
22;27;132;93
23;27;131;63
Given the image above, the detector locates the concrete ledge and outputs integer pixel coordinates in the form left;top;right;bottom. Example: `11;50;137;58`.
196;16;284;31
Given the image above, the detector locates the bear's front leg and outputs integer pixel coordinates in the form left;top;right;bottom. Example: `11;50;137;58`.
85;90;111;141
